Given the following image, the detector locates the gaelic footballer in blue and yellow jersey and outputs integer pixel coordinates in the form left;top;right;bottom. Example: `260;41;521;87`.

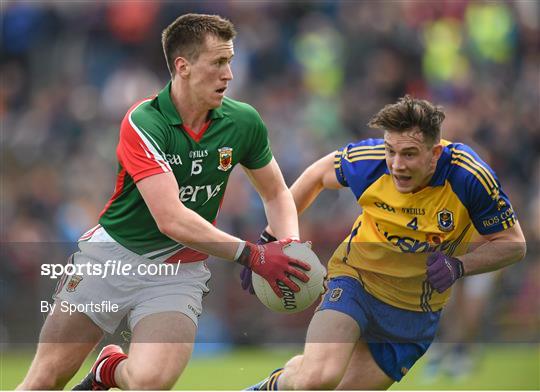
330;138;516;312
245;96;525;390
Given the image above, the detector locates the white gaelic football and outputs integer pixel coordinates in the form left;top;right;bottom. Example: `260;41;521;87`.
252;242;326;313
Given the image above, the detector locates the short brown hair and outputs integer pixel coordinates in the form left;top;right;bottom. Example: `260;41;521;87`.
162;13;236;76
368;95;445;145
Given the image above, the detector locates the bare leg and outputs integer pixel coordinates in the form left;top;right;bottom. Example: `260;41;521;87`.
114;312;196;390
17;301;103;390
278;310;359;390
336;340;394;390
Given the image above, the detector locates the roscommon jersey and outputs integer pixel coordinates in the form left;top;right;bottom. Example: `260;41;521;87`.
329;138;516;312
93;82;272;260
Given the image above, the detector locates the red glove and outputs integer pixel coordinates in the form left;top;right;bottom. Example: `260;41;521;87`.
240;230;277;295
236;238;311;297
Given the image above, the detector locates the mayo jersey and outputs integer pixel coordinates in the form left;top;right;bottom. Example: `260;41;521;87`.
329;138;516;312
94;82;272;260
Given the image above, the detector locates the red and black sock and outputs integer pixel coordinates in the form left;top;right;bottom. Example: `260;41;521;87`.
95;352;127;389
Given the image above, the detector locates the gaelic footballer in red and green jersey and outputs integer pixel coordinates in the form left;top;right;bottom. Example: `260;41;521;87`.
95;82;272;262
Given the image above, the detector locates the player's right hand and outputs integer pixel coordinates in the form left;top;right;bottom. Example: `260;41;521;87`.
426;251;464;293
240;230;276;295
237;238;311;298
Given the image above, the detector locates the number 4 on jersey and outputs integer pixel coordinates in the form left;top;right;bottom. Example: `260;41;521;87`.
407;217;418;231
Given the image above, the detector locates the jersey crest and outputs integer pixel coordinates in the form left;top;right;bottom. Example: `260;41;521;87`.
66;275;83;292
437;209;455;232
329;287;343;302
217;147;233;171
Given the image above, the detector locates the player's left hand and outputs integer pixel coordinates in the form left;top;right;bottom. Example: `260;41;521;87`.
240;229;277;295
426;251;464;293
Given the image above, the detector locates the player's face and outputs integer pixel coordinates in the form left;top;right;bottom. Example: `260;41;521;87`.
384;129;442;193
188;35;234;109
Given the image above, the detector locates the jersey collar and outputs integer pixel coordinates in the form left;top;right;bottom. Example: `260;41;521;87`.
157;81;224;125
428;146;451;187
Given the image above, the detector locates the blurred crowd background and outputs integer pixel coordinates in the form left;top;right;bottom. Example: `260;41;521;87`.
1;1;538;348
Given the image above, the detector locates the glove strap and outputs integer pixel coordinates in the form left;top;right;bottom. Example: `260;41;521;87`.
260;230;277;243
234;241;247;261
235;242;254;267
455;257;464;279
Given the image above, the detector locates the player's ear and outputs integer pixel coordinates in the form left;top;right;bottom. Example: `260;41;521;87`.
431;143;443;163
174;56;190;78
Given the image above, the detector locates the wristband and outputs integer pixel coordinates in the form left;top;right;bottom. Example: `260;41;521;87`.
235;242;254;267
234;241;246;261
260;230;277;243
455;257;464;278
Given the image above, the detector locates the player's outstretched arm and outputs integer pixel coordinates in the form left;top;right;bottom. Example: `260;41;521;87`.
238;153;340;295
458;222;526;276
290;151;343;216
137;171;242;260
427;223;526;293
137;171;309;297
242;158;299;239
262;152;342;237
240;151;347;295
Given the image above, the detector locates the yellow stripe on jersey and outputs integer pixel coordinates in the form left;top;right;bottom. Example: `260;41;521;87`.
420;221;470;310
344;144;386;163
348;144;385;154
420;280;434;312
348;150;386;159
269;369;284;390
335;149;346;160
502;216;516;230
451;160;493;196
448;223;472;256
348;155;386;163
345;149;385;163
334;151;343;168
453;149;497;188
451;149;497;190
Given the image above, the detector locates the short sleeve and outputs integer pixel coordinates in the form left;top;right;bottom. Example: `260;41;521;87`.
116;102;172;182
240;108;273;169
334;139;388;199
334;148;349;187
448;144;516;235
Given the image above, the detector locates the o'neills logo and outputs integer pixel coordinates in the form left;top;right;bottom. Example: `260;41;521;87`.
277;281;297;310
256;244;266;264
217;147;233;171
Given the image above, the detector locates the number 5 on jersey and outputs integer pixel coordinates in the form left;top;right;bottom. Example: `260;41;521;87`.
191;159;203;175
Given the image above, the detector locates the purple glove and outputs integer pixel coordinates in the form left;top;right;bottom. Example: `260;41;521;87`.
426;251;464;293
240;230;277;294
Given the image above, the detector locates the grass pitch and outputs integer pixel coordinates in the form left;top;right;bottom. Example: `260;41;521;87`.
1;344;538;390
